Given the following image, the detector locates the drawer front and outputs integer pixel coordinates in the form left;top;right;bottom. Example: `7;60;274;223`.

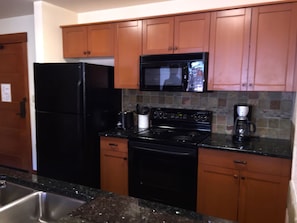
199;148;291;177
100;137;128;153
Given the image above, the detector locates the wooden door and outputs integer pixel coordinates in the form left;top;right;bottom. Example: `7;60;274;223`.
87;23;115;57
0;33;32;172
114;20;142;89
62;26;88;58
248;3;297;91
238;171;289;223
174;13;210;53
208;8;251;91
197;164;239;221
142;17;174;55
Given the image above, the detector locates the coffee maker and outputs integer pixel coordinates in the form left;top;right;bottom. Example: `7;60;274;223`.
233;104;256;142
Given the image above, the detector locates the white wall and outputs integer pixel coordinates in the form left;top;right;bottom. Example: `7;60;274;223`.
34;1;77;62
0;15;37;170
78;0;289;23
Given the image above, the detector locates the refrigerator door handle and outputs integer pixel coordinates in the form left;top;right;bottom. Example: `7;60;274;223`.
77;80;82;113
16;97;26;118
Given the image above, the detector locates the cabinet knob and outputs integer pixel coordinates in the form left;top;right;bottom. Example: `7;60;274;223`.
233;174;239;179
168;46;173;51
242;83;247;87
241;176;246;180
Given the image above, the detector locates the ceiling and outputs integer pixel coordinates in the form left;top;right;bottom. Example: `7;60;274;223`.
0;0;171;19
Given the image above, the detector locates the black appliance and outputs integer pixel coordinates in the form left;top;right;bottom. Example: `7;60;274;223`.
34;62;121;188
140;52;208;92
128;107;212;211
117;111;134;130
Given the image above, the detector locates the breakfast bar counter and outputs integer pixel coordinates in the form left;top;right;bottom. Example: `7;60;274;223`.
0;166;235;223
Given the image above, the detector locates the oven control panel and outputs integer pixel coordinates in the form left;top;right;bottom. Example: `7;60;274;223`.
151;107;212;130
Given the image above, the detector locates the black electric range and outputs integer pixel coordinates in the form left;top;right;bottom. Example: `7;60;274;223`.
128;107;212;211
130;107;213;148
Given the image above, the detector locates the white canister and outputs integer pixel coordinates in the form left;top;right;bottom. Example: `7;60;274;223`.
138;114;149;129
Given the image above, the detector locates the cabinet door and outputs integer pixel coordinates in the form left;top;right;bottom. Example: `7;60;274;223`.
197;164;239;221
248;3;297;91
100;137;128;195
87;24;115;57
208;8;251;91
238;171;289;223
142;17;174;55
114;20;142;89
62;26;88;58
174;13;210;53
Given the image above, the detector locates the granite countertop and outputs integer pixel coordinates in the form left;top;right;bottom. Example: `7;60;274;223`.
100;129;293;159
200;133;292;159
0;166;235;223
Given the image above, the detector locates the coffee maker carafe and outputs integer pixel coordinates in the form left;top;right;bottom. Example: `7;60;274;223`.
233;104;256;142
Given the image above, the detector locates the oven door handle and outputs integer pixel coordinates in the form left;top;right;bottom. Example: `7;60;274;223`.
132;146;195;157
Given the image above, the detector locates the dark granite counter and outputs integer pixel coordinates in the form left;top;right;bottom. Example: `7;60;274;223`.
100;129;293;159
200;133;292;159
0;166;235;223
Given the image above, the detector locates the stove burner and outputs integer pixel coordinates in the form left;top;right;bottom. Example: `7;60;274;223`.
174;135;195;143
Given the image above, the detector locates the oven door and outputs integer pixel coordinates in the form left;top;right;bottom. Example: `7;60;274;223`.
128;140;197;211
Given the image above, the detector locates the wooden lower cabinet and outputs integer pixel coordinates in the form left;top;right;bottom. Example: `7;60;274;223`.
197;148;291;223
100;137;128;196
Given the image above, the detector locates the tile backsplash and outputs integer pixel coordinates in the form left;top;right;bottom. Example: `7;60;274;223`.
122;90;296;140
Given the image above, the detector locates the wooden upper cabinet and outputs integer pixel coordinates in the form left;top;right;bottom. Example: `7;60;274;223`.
248;3;297;91
142;13;210;55
62;23;115;58
208;3;297;91
62;26;88;58
208;8;251;91
114;20;142;89
174;13;210;53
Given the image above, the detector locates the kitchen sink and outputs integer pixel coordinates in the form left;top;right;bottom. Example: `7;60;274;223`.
0;182;36;208
0;191;85;223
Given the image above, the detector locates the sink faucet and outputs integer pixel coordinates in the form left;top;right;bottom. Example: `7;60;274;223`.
0;175;6;189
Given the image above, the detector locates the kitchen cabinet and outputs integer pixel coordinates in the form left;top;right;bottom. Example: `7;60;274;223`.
197;148;291;223
247;3;297;91
142;13;210;55
114;20;142;89
62;23;115;58
100;137;128;196
208;3;297;91
208;8;251;91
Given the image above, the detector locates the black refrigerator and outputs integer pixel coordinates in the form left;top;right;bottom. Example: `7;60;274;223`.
34;62;121;188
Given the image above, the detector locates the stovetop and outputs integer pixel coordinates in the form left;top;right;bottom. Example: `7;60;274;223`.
131;107;213;147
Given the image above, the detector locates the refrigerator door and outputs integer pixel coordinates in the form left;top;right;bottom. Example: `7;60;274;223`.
34;63;84;114
36;111;87;185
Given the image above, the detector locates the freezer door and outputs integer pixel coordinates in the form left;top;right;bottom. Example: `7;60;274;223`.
36;111;87;185
34;63;83;114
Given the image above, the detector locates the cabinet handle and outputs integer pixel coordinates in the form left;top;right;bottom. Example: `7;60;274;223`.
242;83;246;87
241;176;246;180
123;157;127;160
109;143;118;147
233;160;247;165
173;46;178;50
168;46;173;50
233;174;239;179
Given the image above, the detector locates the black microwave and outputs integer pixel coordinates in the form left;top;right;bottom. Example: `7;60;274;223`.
139;52;208;92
